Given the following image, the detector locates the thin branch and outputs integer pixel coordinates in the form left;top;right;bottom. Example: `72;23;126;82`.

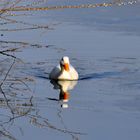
0;16;49;29
0;26;50;32
0;59;15;86
0;3;113;12
0;59;16;115
0;40;48;48
0;50;17;59
0;130;16;140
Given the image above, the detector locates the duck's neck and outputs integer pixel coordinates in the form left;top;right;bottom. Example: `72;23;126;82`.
60;64;65;72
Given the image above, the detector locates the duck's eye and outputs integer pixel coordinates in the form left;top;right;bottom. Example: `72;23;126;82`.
60;58;64;65
61;58;64;61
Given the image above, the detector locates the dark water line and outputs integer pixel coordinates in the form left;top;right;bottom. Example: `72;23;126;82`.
34;71;124;81
79;71;123;80
36;74;50;80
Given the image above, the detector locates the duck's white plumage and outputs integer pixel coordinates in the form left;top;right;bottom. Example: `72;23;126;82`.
49;56;79;80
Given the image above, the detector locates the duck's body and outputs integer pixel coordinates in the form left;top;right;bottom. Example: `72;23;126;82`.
49;56;79;80
49;64;78;80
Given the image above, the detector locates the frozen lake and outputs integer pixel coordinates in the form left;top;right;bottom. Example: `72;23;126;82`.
0;0;140;140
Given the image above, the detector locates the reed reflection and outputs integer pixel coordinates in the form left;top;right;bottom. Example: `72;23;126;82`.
50;80;78;108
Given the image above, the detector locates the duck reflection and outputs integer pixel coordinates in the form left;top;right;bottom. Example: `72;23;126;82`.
50;80;78;108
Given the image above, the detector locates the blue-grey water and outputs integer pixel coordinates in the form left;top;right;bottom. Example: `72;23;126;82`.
0;0;140;140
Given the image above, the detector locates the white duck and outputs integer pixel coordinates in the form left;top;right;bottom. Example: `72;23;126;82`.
49;56;79;80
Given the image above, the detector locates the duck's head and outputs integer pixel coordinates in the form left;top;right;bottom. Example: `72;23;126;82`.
60;56;70;71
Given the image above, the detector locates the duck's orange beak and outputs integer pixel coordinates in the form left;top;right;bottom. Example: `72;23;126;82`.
63;63;69;71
